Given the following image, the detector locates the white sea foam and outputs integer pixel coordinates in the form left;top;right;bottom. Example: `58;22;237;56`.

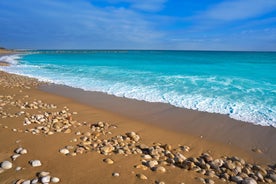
0;54;21;65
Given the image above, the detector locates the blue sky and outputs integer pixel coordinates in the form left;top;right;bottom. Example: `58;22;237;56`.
0;0;275;50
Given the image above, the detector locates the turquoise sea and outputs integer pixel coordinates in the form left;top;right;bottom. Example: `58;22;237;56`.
0;50;275;127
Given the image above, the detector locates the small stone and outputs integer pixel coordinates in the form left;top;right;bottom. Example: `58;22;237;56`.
196;177;206;184
112;172;120;177
143;154;152;160
22;180;31;184
252;148;262;153
136;173;147;180
20;149;27;154
64;128;71;133
103;158;114;164
12;154;21;161
1;160;12;169
205;178;215;184
135;164;148;170
51;177;60;183
15;166;22;171
148;160;158;168
269;174;276;182
101;144;114;154
31;178;39;184
155;181;165;184
242;177;257;184
29;160;42;167
41;176;51;183
154;166;166;173
231;176;243;183
15;147;23;154
38;171;50;177
59;148;70;155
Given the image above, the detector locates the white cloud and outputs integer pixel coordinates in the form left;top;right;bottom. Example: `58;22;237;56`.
106;0;167;12
0;0;165;49
204;0;276;21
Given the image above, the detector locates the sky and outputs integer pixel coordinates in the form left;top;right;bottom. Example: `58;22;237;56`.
0;0;276;51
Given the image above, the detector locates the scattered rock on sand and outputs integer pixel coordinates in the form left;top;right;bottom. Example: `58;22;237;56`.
103;158;114;164
38;171;50;177
136;173;148;180
59;148;70;155
1;161;12;169
153;166;166;173
112;172;120;177
41;175;51;183
29;160;42;167
51;177;60;183
147;160;158;168
12;154;21;161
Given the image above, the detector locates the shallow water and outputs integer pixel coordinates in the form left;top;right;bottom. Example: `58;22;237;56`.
1;50;275;127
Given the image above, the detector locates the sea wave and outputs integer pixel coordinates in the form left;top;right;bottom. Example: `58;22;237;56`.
0;54;22;65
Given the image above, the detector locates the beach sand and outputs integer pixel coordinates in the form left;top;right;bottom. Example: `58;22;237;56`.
0;69;276;184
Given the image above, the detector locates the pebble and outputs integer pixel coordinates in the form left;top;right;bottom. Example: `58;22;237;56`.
12;154;21;161
242;177;257;184
15;166;22;171
143;154;152;160
41;176;51;183
252;148;262;153
20;149;28;154
103;158;114;164
136;173;148;180
51;177;60;183
1;160;12;169
31;178;39;184
205;178;215;184
22;180;31;184
59;148;70;155
135;164;148;170
154;166;166;173
112;172;120;177
29;160;42;167
148;160;158;168
269;174;276;182
155;181;165;184
38;171;50;177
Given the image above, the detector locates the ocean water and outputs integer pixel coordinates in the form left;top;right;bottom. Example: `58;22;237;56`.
1;50;275;127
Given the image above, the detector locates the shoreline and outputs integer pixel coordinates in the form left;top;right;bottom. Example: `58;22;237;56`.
1;71;276;183
40;83;276;163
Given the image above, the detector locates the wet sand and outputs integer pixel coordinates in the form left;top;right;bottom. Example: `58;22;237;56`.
0;70;276;184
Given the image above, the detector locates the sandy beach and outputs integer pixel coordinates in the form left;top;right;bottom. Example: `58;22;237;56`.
0;62;276;184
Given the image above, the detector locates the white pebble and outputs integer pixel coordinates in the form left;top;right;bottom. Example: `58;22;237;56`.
1;161;12;169
22;180;31;184
15;147;23;154
15;166;22;171
59;148;69;155
41;176;51;183
29;160;42;167
12;154;21;161
51;177;60;183
38;171;50;177
20;149;28;154
31;178;39;184
112;172;120;177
